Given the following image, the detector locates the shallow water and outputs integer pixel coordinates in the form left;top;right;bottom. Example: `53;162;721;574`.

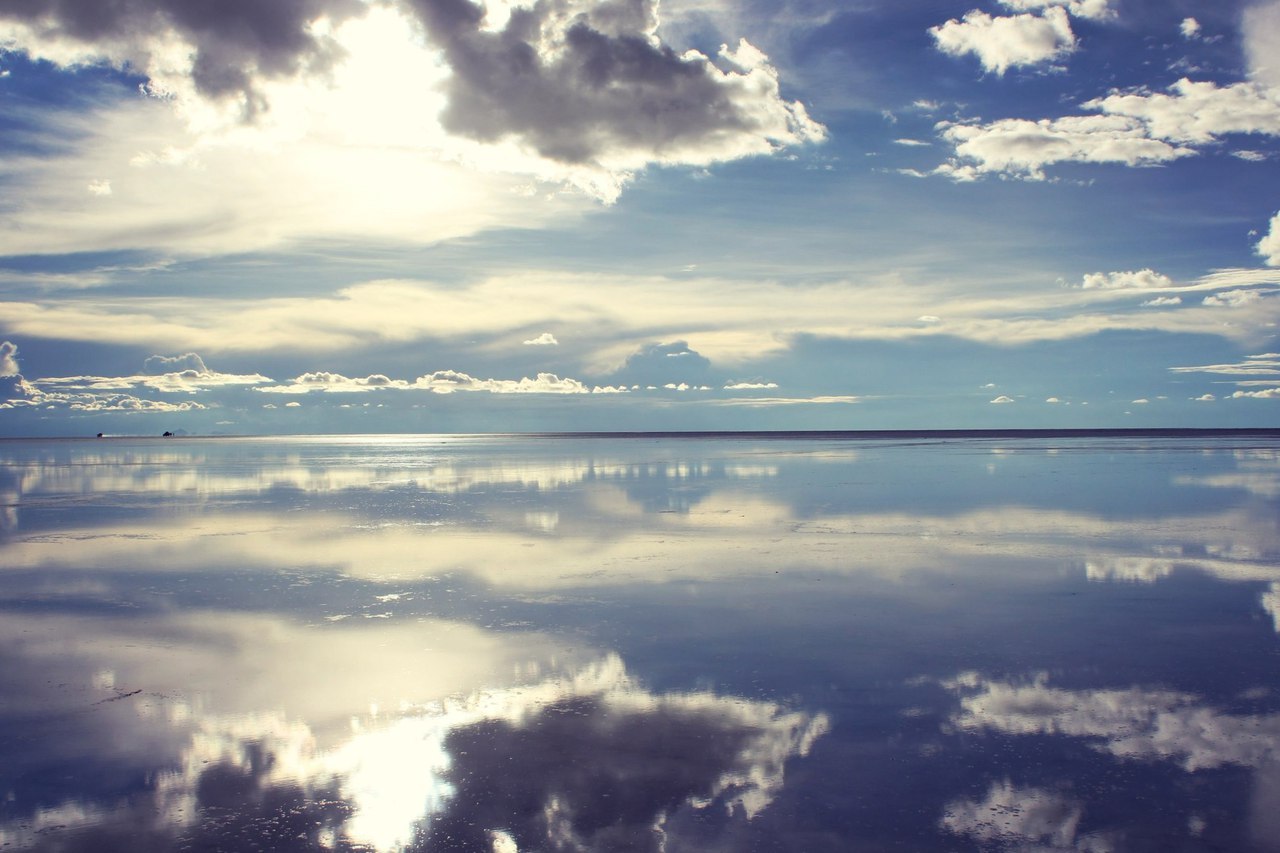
2;433;1280;851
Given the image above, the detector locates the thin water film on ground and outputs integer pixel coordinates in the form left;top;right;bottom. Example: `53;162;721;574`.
2;433;1280;851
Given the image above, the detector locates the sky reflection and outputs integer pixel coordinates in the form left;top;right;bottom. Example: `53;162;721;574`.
3;434;1280;850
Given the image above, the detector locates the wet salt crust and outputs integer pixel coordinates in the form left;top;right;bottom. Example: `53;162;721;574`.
2;431;1279;851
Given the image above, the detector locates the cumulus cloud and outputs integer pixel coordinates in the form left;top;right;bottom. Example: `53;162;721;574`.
1143;296;1181;307
1180;17;1201;39
1080;269;1173;290
929;7;1075;75
932;78;1280;181
411;370;588;394
522;332;559;346
404;0;824;171
610;340;714;386
0;341;18;376
990;395;1015;403
1232;388;1280;399
999;0;1113;21
257;371;411;394
724;381;779;390
1203;289;1265;308
1258;212;1280;267
144;353;210;375
0;0;363;117
1085;79;1280;145
934;114;1193;180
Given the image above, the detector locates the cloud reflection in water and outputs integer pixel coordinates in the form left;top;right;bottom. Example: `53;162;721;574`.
0;654;827;852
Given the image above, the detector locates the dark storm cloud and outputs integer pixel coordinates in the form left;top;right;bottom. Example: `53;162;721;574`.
0;0;363;104
402;0;822;165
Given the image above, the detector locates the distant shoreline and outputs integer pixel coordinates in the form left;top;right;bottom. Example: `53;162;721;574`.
5;428;1280;441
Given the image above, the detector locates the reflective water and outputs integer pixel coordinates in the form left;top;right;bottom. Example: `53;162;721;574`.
3;433;1280;851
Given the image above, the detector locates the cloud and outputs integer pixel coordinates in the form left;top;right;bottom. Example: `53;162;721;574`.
1180;17;1202;39
711;395;860;406
1194;393;1216;401
723;381;779;390
941;781;1084;849
934;114;1193;181
1085;79;1280;146
999;0;1113;21
257;371;411;394
411;370;606;394
1232;388;1280;399
1244;0;1280;89
945;671;1280;772
1203;289;1264;308
0;0;362;115
1143;296;1181;306
403;0;826;172
1259;212;1280;267
240;367;632;396
1080;269;1173;290
610;340;714;385
1086;556;1173;583
990;395;1015;403
932;78;1280;181
6;269;1280;384
522;332;559;346
0;341;18;377
1171;353;1280;377
0;2;823;257
144;353;210;375
929;7;1075;75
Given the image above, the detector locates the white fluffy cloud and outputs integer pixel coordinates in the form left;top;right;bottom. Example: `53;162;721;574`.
1203;289;1265;308
933;79;1280;181
522;332;559;346
934;114;1193;180
1258;211;1280;267
1080;269;1173;290
1085;79;1280;145
930;7;1075;75
999;0;1112;21
1180;17;1201;39
0;341;18;377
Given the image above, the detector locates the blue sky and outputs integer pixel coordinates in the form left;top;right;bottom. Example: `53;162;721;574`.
1;0;1279;434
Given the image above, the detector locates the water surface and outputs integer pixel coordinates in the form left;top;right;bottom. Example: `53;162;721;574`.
3;433;1280;851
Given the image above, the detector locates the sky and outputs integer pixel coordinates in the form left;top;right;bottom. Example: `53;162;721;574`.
1;0;1280;434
